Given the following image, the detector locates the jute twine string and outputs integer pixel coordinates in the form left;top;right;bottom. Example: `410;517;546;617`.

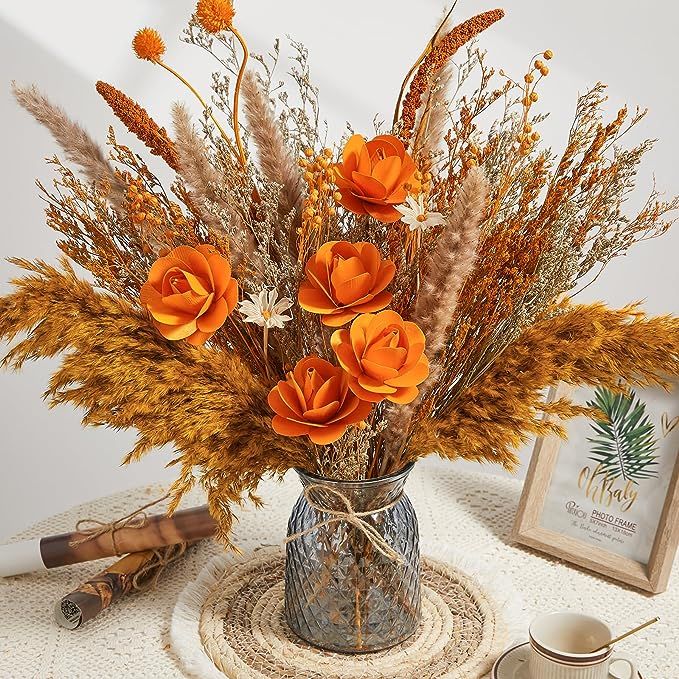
69;491;172;555
132;541;191;591
284;484;404;563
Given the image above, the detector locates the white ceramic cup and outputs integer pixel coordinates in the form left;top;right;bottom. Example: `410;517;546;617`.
529;613;638;679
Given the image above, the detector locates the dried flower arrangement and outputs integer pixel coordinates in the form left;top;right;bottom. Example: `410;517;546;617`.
3;1;679;545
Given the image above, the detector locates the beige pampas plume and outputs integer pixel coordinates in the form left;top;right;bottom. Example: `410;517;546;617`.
241;70;304;233
11;82;126;207
171;102;260;271
415;165;488;355
171;102;225;204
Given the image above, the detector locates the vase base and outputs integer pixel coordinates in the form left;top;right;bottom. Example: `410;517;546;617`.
285;609;419;654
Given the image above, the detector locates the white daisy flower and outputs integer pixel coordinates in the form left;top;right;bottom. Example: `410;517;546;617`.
238;288;293;329
395;194;445;232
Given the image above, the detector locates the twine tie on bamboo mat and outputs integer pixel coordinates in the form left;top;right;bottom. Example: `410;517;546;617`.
69;491;172;555
284;484;404;563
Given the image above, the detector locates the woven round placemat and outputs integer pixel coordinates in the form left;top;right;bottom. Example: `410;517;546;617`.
172;546;525;679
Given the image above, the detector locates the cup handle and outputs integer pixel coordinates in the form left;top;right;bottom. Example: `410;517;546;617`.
608;651;638;679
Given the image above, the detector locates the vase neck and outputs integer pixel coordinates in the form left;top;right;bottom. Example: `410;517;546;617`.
294;465;413;513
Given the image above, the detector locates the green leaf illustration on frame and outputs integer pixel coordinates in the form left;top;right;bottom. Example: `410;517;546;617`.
586;386;660;484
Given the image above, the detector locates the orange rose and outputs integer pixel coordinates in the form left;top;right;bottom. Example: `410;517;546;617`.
331;310;429;405
140;244;238;346
298;241;396;327
268;356;372;445
332;134;420;223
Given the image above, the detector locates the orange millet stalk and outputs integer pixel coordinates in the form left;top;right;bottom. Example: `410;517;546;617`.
96;81;181;172
399;9;505;143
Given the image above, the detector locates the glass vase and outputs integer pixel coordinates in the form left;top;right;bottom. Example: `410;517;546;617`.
284;463;421;653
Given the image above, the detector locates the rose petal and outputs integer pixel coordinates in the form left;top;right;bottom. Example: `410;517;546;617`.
321;309;359;327
333;272;372;306
350;290;393;314
361;357;400;382
350;313;372;357
331;331;361;375
312;375;342;410
385;356;430;387
355;242;381;281
387;385;419;404
206;253;232;299
364;346;407;371
330;256;366;289
337;190;369;216
298;285;337;314
304;401;340;423
351;172;388;200
186;329;213;346
357;373;397;394
153;318;198;341
272;415;310;437
196;297;229;333
332;395;373;425
363;201;402;223
308;423;348;445
372;156;403;194
346;376;386;403
276;382;305;416
224;279;239;314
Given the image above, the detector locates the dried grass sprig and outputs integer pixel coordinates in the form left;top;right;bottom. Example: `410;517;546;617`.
415;166;488;355
398;9;505;143
406;302;679;471
171;102;259;270
0;258;312;545
12;82;127;206
241;70;304;228
95;81;181;171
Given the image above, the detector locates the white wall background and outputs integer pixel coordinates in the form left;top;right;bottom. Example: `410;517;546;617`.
1;1;678;540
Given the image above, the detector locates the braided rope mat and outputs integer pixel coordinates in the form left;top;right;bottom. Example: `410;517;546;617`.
171;546;527;679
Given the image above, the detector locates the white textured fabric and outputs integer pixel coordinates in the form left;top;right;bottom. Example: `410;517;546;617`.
0;466;677;678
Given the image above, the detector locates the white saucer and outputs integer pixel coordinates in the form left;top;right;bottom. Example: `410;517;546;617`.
492;642;530;679
492;643;641;679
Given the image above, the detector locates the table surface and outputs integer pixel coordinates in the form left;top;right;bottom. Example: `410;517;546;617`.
0;465;676;679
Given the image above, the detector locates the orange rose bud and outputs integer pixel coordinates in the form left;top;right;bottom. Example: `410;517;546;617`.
331;310;430;405
298;241;396;327
140;244;238;346
268;356;372;445
332;134;421;223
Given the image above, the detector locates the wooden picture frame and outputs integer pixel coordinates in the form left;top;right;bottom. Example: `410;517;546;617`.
512;383;679;594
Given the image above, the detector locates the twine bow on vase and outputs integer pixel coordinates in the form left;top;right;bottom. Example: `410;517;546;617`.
284;484;405;563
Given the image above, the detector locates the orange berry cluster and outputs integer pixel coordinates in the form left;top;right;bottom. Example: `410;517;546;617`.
126;179;163;228
518;50;553;156
298;147;336;261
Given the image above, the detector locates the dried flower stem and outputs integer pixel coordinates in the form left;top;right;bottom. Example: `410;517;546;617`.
155;59;240;163
229;25;249;167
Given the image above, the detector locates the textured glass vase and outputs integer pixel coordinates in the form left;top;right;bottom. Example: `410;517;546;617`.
284;463;421;653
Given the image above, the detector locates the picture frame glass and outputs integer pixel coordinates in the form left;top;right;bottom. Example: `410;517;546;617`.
540;382;679;565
